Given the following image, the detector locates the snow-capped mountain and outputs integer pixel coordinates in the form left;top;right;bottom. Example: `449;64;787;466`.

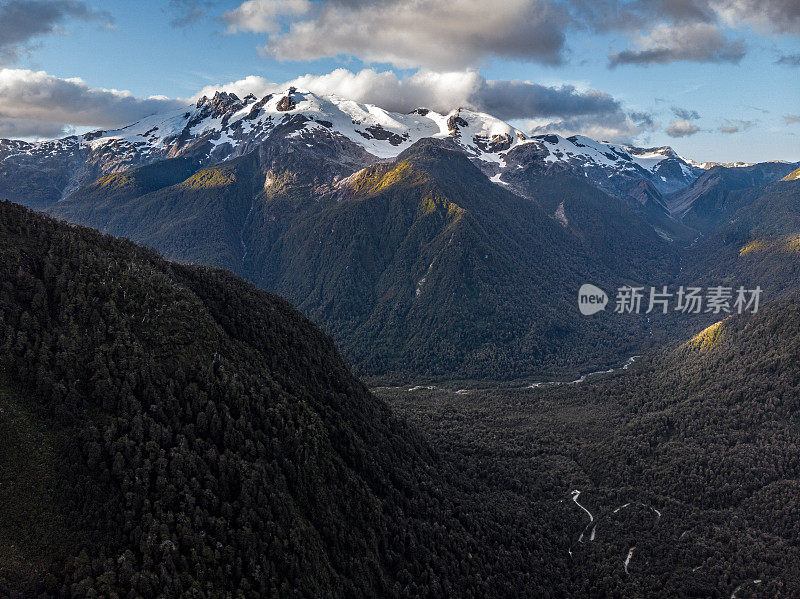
494;135;701;205
0;87;701;209
0;88;525;171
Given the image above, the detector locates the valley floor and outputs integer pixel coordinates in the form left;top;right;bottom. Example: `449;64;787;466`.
375;365;797;598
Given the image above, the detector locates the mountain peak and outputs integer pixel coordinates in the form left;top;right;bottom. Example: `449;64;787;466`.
0;87;713;207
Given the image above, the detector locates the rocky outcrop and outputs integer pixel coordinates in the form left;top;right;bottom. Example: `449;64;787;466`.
447;111;469;136
473;133;513;154
276;95;296;112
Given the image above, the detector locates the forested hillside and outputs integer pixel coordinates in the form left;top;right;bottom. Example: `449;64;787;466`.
53;139;671;380
669;162;798;232
0;200;577;598
383;295;800;598
680;179;800;299
4;185;800;597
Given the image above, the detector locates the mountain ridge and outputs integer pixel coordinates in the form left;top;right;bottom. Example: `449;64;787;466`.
2;87;712;209
50;136;673;379
3;88;798;380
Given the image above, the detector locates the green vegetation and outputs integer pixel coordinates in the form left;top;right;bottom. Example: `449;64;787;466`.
0;384;76;593
51;155;260;271
0;201;579;597
92;157;198;195
383;294;800;597
49;139;680;380
182;163;238;189
782;167;800;181
4;166;800;596
1;134;793;381
670;162;798;234
680;179;800;301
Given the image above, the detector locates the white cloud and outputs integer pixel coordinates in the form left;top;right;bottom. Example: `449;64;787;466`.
218;0;800;69
197;68;626;122
0;117;69;139
0;66;649;143
711;0;800;35
221;0;310;33
524;112;655;142
666;119;701;137
223;0;567;69
717;119;755;134
0;69;184;138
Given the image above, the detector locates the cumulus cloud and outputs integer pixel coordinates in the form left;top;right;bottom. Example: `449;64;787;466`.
0;69;184;139
524;112;653;142
578;0;800;67
0;0;112;65
470;79;624;121
196;69;605;119
222;0;568;69
197;69;481;114
0;66;650;142
717;119;755;134
0;117;69;139
597;0;800;66
711;0;800;35
666;119;701;137
222;0;310;33
609;22;745;66
573;0;800;34
569;0;717;33
215;0;800;69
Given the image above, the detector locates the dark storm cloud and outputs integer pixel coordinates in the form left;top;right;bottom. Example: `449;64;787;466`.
0;0;113;65
609;23;746;67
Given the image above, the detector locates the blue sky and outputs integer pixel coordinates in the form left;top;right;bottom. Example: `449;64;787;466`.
2;0;799;163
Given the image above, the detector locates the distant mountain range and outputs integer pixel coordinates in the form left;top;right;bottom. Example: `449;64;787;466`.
0;87;708;209
1;87;798;378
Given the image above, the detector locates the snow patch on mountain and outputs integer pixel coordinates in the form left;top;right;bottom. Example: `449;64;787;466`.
71;89;530;165
0;87;705;204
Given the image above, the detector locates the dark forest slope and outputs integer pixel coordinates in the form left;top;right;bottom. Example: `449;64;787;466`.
6;196;800;597
51;139;676;379
385;295;800;598
0;201;571;598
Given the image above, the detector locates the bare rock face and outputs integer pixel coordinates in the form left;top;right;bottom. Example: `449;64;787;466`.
357;124;409;146
625;178;670;213
447;111;469;136
277;95;297;112
246;94;273;119
0;86;711;219
195;91;244;120
473;133;513;154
